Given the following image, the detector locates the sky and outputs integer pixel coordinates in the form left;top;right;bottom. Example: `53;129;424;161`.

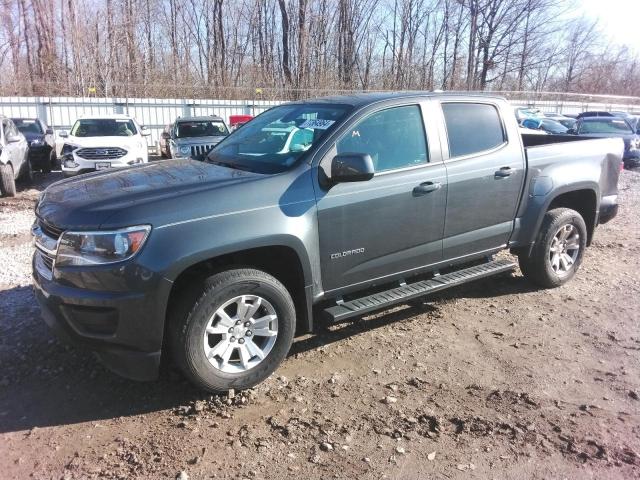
580;0;640;50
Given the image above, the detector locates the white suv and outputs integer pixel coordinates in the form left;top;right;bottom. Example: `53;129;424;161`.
59;114;150;177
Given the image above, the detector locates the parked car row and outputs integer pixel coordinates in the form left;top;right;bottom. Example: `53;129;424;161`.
515;107;640;169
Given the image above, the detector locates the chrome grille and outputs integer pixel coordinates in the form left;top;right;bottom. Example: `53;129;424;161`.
40;251;54;270
38;219;64;240
76;147;127;160
190;144;215;160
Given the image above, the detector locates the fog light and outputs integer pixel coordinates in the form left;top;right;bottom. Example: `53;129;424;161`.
127;157;144;165
63;158;78;168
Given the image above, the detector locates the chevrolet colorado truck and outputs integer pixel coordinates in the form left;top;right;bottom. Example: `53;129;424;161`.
32;93;622;393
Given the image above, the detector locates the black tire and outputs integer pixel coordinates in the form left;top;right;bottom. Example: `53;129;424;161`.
43;150;54;173
518;207;587;288
169;268;296;393
20;157;34;183
0;163;16;197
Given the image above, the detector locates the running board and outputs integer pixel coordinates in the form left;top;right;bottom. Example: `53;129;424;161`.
323;259;516;323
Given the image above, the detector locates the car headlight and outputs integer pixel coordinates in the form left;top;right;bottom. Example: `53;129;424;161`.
61;143;79;155
56;225;151;267
179;145;190;155
30;138;43;146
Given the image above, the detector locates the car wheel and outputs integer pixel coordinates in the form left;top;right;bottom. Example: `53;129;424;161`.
21;157;34;183
0;163;16;197
518;208;587;288
169;268;296;393
43;150;54;173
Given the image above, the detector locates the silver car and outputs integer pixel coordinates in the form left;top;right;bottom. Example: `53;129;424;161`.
0;116;30;196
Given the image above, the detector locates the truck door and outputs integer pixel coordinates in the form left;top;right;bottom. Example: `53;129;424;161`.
437;101;525;259
315;102;447;294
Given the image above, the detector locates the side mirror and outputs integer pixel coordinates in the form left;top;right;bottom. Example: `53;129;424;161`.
331;153;375;183
6;134;21;143
45;127;53;135
161;131;171;139
141;127;151;136
59;130;68;138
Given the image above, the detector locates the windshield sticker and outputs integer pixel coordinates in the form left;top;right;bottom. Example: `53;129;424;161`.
299;119;335;130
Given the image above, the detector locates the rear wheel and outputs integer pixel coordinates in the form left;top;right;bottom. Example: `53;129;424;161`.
518;208;587;288
0;164;16;197
43;150;54;173
20;157;34;183
169;269;296;393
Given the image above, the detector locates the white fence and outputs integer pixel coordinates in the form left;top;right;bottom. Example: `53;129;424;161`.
0;95;638;152
0;97;281;149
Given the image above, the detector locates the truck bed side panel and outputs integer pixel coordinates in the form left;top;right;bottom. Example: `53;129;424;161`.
510;137;623;247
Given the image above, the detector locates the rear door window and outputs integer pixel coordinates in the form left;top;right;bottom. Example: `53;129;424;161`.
442;103;506;158
337;105;428;172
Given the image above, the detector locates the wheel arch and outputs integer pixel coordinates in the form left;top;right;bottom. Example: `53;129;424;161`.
164;241;314;339
511;182;599;252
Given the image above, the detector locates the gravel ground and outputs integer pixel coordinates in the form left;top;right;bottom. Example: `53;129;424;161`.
0;169;639;480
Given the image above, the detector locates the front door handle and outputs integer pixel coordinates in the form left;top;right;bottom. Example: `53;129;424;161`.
495;166;514;178
413;181;442;196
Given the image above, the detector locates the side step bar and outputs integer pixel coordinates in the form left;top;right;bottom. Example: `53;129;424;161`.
323;259;516;323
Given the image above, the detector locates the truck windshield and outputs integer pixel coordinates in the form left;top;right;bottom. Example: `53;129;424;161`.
206;104;351;174
176;120;228;138
14;119;43;134
71;119;138;137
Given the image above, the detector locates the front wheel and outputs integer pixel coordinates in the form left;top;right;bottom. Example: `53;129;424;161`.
169;269;296;393
518;207;587;288
0;164;16;197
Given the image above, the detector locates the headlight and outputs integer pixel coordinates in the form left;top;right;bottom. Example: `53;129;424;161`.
179;145;190;155
30;138;43;146
61;143;79;155
56;225;151;267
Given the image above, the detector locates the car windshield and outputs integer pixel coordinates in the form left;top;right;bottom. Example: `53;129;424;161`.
71;119;137;137
207;104;352;174
578;119;633;135
541;119;568;134
14;119;43;134
176;120;228;138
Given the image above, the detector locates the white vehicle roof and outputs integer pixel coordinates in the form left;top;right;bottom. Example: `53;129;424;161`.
77;113;136;120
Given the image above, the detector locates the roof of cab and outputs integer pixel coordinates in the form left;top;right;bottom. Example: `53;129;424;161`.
177;115;224;122
78;113;135;120
288;91;507;107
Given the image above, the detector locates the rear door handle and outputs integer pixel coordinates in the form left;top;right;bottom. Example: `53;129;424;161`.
413;181;442;196
495;166;514;178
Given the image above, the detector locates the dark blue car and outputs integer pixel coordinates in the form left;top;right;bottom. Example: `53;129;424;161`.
571;117;640;169
12;118;57;173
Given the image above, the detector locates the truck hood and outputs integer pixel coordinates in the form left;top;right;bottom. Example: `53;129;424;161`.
174;135;227;146
36;159;263;230
63;135;145;150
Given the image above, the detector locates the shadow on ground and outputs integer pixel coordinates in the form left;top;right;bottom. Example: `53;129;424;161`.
0;270;539;433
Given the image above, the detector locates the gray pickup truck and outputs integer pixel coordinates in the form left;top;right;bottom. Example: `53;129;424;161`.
32;93;622;393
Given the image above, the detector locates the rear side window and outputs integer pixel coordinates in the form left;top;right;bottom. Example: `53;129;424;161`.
337;105;428;172
442;103;505;158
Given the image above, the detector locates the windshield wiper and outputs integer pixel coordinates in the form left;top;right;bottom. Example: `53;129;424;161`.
208;159;253;172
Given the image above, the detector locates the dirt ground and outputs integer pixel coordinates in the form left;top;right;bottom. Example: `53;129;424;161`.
0;167;639;480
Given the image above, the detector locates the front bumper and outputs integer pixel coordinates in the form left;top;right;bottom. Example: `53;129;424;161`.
623;151;640;169
598;194;619;224
28;145;53;166
61;150;147;175
32;251;172;381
